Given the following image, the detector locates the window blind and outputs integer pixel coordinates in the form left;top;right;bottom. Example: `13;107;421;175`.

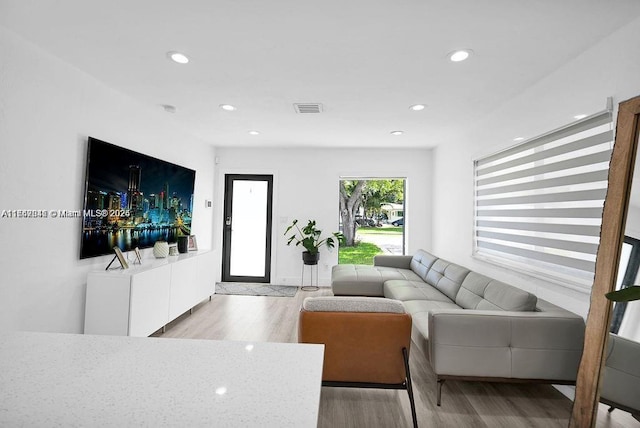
474;111;613;288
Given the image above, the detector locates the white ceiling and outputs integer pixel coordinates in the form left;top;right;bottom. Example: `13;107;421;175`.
2;0;640;148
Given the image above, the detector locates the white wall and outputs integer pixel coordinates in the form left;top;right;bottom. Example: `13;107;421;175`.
213;147;432;285
0;27;216;333
431;17;640;317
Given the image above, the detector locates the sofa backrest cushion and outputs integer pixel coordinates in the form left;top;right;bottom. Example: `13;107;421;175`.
456;271;537;311
410;250;438;281
424;259;470;301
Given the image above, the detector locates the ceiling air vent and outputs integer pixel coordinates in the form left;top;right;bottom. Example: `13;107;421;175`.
293;103;323;114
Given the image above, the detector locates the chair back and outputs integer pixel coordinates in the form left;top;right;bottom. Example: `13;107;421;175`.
298;297;412;384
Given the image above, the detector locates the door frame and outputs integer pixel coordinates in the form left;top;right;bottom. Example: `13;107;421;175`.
221;174;274;283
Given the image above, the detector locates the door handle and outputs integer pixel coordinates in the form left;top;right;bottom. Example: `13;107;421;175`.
225;216;232;226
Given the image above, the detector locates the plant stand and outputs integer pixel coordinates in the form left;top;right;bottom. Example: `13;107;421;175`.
301;262;319;291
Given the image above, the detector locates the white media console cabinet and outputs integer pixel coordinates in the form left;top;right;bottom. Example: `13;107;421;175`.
84;251;215;337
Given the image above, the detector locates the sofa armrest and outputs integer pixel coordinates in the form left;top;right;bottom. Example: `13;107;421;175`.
373;255;412;269
601;333;640;413
427;309;585;381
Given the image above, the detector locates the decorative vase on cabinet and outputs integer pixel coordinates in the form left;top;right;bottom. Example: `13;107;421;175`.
153;241;169;258
177;236;189;254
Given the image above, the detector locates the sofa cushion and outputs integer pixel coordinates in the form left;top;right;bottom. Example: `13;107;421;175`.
424;259;470;301
402;299;460;314
331;264;422;296
409;250;439;281
402;299;461;352
456;271;537;311
384;280;453;303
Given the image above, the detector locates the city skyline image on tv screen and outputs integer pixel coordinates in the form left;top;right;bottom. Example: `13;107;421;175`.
80;137;196;259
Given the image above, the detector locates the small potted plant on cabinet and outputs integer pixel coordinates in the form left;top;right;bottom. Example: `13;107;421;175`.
284;219;345;265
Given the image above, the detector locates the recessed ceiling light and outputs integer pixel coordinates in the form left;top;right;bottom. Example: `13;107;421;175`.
513;137;525;142
219;104;237;111
161;104;176;113
574;114;587;120
248;130;260;136
409;104;426;111
167;51;189;64
215;387;227;395
390;131;404;136
449;49;472;62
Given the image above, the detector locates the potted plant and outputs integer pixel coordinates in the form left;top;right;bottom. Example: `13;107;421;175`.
284;219;345;265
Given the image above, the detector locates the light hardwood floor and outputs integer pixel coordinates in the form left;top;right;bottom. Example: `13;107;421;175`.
154;288;638;428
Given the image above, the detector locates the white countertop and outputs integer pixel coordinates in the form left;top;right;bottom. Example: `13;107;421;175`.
0;332;324;427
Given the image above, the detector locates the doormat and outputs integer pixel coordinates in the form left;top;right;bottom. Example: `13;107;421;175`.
215;283;298;297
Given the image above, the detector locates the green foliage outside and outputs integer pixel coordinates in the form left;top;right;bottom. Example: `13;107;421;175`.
360;180;404;220
338;242;383;265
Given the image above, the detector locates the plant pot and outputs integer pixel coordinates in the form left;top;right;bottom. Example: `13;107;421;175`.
302;251;320;265
177;236;189;253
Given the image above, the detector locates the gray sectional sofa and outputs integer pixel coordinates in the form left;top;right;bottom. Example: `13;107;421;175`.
332;249;586;405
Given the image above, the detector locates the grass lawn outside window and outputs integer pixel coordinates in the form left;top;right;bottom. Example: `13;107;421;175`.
338;225;403;264
338;242;383;265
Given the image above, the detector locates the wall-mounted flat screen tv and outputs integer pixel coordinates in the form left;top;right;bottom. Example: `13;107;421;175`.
80;137;196;259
